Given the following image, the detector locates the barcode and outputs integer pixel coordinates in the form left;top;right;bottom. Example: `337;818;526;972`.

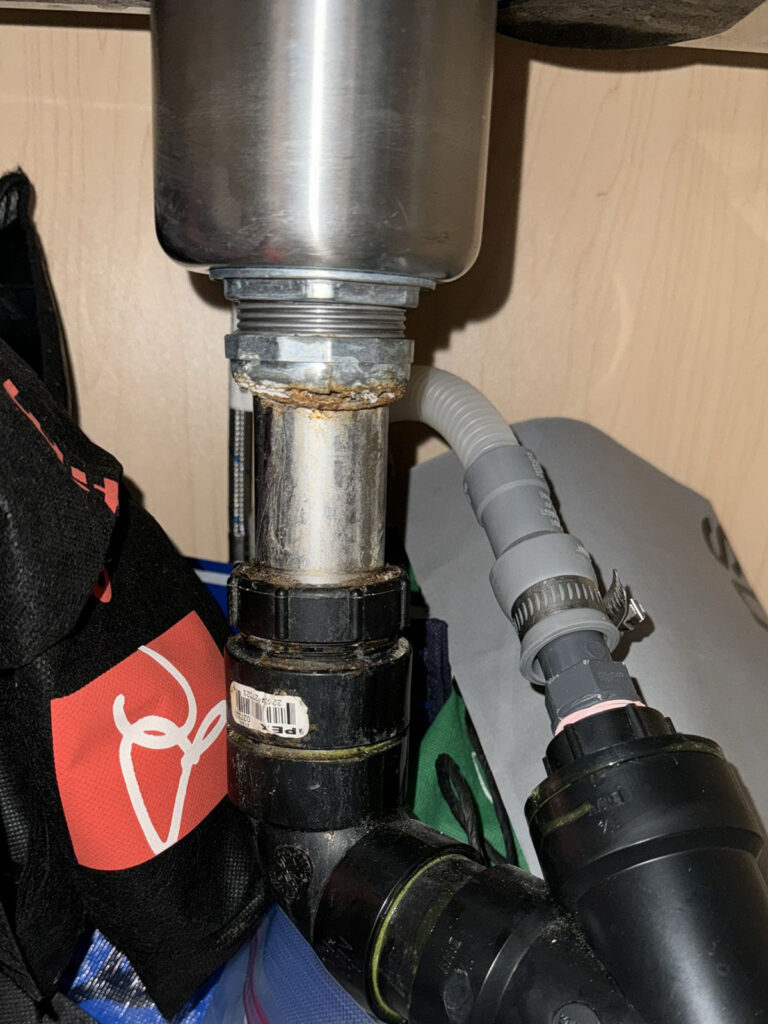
230;682;310;738
235;690;296;727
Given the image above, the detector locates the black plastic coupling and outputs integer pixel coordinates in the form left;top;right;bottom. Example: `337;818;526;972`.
313;817;477;1014
229;563;409;644
226;635;411;829
526;704;768;1024
227;563;412;832
312;818;642;1024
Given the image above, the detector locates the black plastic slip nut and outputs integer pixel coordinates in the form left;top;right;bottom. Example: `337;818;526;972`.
229;566;410;644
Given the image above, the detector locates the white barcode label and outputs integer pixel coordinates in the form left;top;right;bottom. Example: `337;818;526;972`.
230;682;310;738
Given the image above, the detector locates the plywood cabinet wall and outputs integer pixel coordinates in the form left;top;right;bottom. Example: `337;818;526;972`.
2;15;768;601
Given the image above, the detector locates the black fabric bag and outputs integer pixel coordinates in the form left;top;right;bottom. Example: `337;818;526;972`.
0;170;267;1020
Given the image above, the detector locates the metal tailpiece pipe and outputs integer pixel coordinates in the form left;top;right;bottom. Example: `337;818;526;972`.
252;401;387;583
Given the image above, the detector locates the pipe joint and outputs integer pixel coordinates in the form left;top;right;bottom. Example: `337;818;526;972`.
217;270;428;409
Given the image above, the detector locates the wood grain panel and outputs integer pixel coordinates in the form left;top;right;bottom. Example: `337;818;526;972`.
409;38;768;603
1;19;768;606
0;16;231;560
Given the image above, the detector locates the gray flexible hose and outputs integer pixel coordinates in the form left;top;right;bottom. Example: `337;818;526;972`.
391;364;621;694
389;366;518;469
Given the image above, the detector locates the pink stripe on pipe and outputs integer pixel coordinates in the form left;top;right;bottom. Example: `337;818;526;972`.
555;700;646;736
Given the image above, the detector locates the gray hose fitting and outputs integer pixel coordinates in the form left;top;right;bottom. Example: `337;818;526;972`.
537;632;643;729
463;446;619;683
393;367;628;686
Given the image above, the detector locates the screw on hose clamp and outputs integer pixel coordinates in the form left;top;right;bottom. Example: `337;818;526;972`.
512;572;646;641
512;576;605;638
603;571;646;633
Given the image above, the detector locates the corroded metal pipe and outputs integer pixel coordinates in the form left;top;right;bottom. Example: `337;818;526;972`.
253;399;387;583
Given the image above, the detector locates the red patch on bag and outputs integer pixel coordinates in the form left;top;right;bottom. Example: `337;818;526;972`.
51;612;227;871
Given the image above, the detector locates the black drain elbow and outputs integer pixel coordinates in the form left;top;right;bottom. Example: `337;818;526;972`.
527;704;768;1024
310;817;645;1024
